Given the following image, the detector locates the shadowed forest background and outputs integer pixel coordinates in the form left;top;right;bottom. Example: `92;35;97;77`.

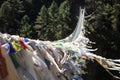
0;0;120;80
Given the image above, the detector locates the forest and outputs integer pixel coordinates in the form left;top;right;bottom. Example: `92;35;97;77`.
0;0;120;80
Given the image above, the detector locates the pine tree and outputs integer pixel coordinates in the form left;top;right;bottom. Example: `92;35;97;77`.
47;1;59;40
59;0;70;21
46;0;71;40
20;15;32;38
34;5;48;40
58;0;71;38
34;1;71;40
85;0;120;58
34;1;59;40
34;5;48;30
0;0;24;34
48;1;58;21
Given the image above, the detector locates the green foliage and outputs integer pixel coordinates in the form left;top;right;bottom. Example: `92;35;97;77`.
58;0;71;37
20;15;32;38
48;1;58;20
59;0;70;21
34;0;71;41
34;5;48;40
34;5;48;30
0;0;24;34
85;0;120;57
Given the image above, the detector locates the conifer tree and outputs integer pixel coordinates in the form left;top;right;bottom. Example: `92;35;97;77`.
47;1;59;40
85;0;120;58
34;5;48;40
34;1;71;40
0;0;24;34
58;0;71;38
20;15;32;38
48;1;58;21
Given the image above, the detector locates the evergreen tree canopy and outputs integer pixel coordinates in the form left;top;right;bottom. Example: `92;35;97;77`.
34;1;71;40
0;0;24;34
20;15;32;38
34;5;48;40
85;0;120;58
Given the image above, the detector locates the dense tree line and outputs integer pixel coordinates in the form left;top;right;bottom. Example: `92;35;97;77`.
84;0;120;80
85;0;120;58
0;0;120;80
